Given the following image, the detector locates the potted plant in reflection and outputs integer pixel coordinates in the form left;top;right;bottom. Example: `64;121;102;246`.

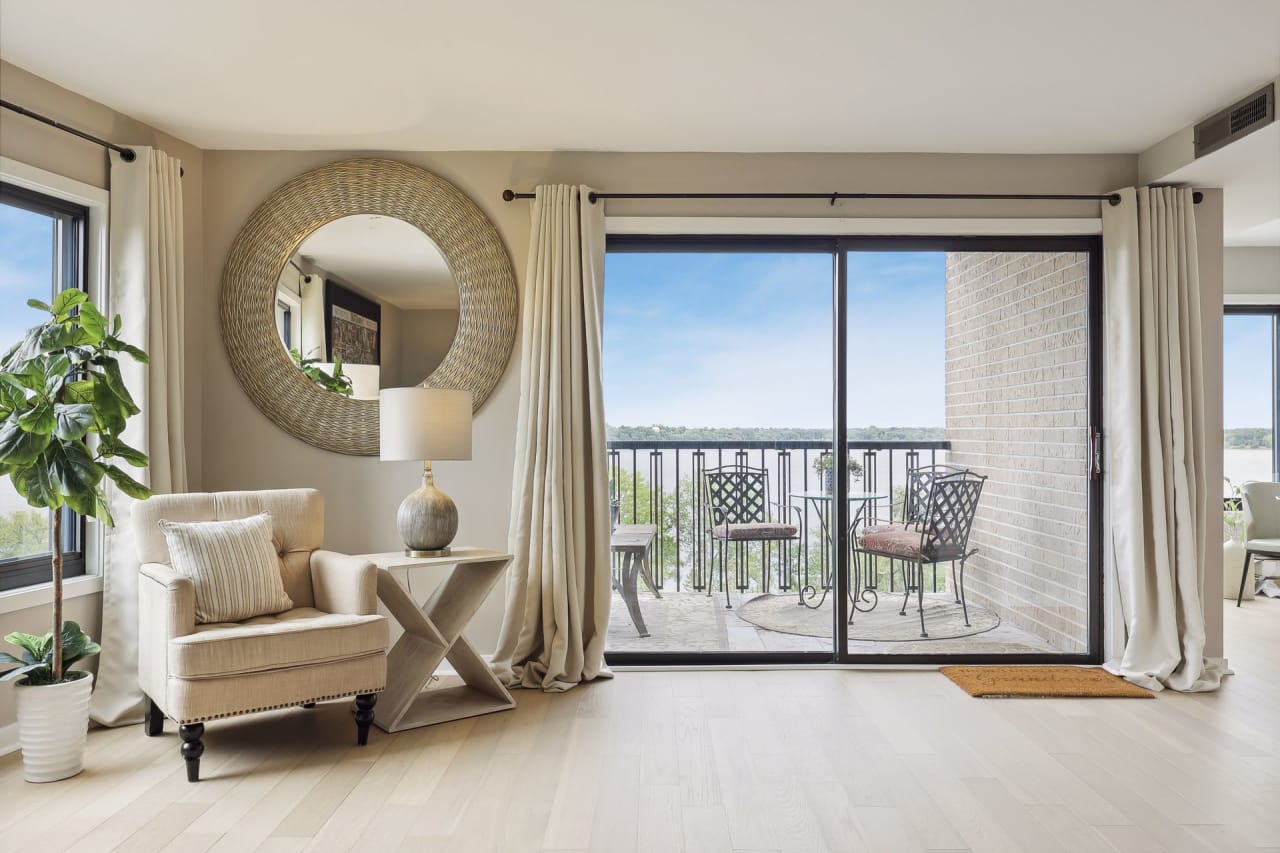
289;348;354;397
812;453;863;493
0;289;152;782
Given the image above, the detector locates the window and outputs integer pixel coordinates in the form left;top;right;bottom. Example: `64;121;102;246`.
0;181;89;591
1225;306;1280;489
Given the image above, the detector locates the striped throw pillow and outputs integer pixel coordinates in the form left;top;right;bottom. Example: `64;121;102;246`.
158;513;294;623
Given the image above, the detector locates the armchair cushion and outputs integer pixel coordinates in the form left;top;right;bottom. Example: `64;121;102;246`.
711;522;799;541
170;608;387;679
858;525;962;561
159;513;294;623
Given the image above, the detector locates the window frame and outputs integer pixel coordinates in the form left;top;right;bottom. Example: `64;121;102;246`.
1225;304;1280;484
0;180;91;592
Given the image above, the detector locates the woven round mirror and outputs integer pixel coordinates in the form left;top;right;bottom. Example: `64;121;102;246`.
220;158;517;455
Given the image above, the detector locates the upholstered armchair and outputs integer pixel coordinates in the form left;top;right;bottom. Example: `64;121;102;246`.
133;489;388;781
1237;480;1280;606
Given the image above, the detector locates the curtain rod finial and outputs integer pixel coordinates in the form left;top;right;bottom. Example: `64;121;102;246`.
501;189;516;202
1192;191;1204;205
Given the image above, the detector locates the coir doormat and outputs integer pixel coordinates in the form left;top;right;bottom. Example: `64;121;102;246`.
940;665;1154;698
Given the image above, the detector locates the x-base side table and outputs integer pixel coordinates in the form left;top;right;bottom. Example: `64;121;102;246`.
361;548;515;732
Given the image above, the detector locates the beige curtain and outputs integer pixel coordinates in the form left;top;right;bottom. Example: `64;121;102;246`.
1102;186;1227;693
90;147;189;726
491;185;612;692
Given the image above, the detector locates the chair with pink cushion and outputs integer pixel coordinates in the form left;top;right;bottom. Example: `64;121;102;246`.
702;465;801;609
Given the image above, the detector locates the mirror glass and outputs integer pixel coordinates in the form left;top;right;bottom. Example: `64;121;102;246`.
273;214;459;400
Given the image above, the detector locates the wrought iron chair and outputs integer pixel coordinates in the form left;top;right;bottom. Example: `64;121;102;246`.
702;465;801;609
854;466;986;637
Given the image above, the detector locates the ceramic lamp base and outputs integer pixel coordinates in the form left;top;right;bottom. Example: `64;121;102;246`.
398;461;459;554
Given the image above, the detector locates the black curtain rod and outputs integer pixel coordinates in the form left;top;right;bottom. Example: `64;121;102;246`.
1;99;184;177
502;189;1204;206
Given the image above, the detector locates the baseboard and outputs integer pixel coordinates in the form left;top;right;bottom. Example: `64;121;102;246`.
0;722;17;758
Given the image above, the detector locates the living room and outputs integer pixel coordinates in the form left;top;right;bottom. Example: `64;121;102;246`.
1;3;1278;851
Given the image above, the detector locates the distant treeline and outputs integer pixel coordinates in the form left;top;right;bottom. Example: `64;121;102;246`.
1226;428;1273;449
607;425;948;442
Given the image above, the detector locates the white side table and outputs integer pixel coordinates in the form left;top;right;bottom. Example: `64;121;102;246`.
360;548;515;732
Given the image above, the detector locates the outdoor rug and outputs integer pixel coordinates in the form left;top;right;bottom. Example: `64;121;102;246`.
734;592;1000;641
941;666;1154;698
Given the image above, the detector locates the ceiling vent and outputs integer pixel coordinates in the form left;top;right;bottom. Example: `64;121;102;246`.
1194;83;1275;159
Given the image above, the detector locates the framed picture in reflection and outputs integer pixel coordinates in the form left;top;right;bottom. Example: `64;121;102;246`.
324;279;381;365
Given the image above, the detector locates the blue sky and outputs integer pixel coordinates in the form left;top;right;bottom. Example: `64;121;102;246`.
1224;314;1274;429
602;251;947;429
0;202;54;348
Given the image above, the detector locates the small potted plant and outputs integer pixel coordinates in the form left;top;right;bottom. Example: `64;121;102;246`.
1224;477;1250;600
0;289;152;782
813;453;864;493
289;347;354;396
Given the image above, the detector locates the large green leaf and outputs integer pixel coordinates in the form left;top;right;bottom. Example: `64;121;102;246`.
76;301;107;343
49;440;104;501
103;463;153;500
95;358;139;416
52;289;88;320
54;403;95;441
16;396;56;436
1;325;46;371
98;435;149;467
11;454;62;509
0;418;51;466
92;373;129;434
105;336;149;364
26;298;53;313
63;378;94;405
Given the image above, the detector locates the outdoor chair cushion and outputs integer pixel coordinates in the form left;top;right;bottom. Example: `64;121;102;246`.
860;522;908;536
711;522;799;541
858;525;963;561
170;607;387;679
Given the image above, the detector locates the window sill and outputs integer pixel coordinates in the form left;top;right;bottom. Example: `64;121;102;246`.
0;574;103;616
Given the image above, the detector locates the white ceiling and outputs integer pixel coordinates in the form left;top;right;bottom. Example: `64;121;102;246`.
1164;123;1280;247
2;1;1278;154
295;215;457;310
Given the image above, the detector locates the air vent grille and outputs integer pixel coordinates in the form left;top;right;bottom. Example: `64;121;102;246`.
1195;83;1274;158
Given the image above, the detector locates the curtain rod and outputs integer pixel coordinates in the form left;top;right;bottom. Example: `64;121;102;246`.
501;189;1205;206
1;99;184;177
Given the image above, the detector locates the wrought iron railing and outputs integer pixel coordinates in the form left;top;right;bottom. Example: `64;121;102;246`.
607;439;951;595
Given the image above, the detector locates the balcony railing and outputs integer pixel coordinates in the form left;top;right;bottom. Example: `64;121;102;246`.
608;439;951;595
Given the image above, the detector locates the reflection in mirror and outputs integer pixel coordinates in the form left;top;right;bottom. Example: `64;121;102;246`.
273;214;459;400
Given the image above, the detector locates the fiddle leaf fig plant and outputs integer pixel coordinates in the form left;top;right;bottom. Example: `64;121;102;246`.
0;289;153;683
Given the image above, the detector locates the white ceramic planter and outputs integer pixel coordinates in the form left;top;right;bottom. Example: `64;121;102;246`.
1224;539;1252;601
14;671;93;783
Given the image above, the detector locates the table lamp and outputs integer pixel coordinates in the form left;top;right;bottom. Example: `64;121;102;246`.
379;387;473;556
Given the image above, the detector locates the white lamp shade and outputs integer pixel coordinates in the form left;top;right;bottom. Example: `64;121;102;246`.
379;387;473;461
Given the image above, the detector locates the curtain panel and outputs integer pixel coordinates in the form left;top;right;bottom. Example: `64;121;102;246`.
90;147;189;726
491;185;612;692
1102;185;1227;693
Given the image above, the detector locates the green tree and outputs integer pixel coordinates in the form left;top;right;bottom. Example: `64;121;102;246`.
0;509;48;559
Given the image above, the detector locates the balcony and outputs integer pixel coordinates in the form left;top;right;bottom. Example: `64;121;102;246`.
606;437;1064;657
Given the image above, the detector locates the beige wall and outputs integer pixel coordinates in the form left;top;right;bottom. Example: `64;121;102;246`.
0;61;205;733
945;252;1091;652
1225;247;1280;299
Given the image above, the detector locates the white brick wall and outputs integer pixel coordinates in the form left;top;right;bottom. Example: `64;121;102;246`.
944;252;1090;653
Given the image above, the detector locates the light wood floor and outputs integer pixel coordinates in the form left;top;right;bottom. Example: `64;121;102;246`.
3;599;1279;852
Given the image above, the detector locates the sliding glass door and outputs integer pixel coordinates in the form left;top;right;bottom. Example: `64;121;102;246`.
603;235;1102;665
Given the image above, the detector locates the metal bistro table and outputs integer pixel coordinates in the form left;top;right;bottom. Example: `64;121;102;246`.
789;491;886;620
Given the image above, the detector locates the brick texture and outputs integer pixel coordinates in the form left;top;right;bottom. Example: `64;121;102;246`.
944;252;1089;653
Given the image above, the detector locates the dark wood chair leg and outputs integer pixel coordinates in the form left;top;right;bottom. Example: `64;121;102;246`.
179;723;204;782
355;694;377;746
1238;550;1254;607
301;702;317;709
144;695;164;737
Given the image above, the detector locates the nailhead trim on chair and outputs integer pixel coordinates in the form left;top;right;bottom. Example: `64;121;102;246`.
174;685;385;725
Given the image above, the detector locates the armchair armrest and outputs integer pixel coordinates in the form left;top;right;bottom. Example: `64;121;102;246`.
310;550;377;615
138;561;195;705
139;562;196;640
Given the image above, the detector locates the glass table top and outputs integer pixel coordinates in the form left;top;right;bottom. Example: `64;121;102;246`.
790;491;887;502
